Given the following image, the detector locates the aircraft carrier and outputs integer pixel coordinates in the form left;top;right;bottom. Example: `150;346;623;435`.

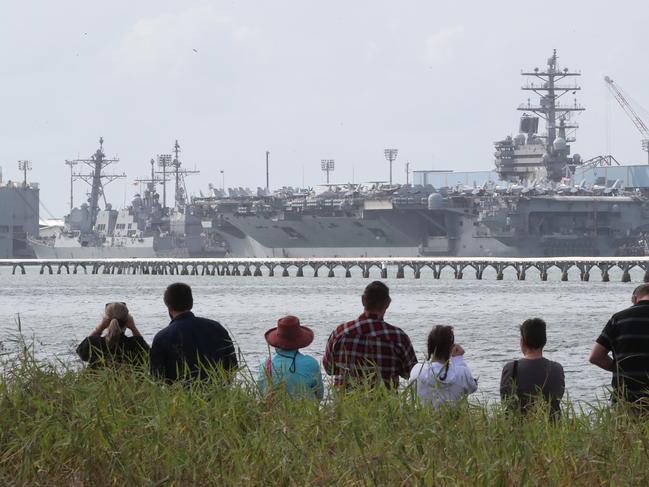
193;51;649;258
25;51;649;259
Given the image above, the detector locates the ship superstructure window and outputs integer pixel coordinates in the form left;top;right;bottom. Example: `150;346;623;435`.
0;226;9;233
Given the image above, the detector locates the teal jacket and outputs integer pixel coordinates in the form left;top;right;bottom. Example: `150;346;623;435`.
257;348;324;400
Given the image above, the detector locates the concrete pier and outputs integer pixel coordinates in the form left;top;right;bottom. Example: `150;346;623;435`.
2;257;649;282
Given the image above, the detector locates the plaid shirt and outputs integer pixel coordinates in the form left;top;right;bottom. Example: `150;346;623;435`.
323;312;418;388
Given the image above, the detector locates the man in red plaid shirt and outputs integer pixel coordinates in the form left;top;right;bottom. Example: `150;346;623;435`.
323;281;418;389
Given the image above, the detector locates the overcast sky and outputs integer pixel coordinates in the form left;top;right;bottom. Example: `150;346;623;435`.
1;0;648;217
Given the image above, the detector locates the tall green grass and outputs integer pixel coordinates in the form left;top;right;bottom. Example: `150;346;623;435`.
1;339;649;486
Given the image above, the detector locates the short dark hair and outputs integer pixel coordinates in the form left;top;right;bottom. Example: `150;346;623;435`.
363;281;390;310
520;318;546;350
427;325;454;361
633;284;649;299
164;282;193;312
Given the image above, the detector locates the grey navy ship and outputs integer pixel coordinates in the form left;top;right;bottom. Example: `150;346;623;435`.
193;51;649;258
28;51;649;259
29;139;227;259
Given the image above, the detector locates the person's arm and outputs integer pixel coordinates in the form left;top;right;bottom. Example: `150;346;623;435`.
554;363;566;400
221;331;239;375
149;334;167;380
322;331;338;377
499;362;514;400
399;335;419;380
125;314;143;338
589;343;615;371
313;362;324;401
257;361;269;393
89;317;110;337
451;354;478;395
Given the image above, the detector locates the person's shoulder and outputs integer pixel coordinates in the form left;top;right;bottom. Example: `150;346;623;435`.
409;361;425;378
78;335;104;350
501;360;516;372
612;303;648;320
194;315;228;332
547;358;564;373
153;323;174;342
299;354;321;369
380;321;412;340
330;318;357;336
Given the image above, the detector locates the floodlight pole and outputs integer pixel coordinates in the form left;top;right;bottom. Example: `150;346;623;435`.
405;162;410;185
266;150;270;191
384;149;398;185
321;159;335;184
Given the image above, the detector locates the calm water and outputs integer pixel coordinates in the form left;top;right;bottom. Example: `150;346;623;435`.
0;265;643;403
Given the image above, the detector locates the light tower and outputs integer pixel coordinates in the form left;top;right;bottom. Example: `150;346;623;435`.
156;154;172;208
265;150;270;192
384;149;398;185
64;160;78;211
321;159;335;184
18;160;32;186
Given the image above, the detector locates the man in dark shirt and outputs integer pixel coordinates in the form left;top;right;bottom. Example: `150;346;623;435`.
150;282;238;383
500;318;565;416
590;284;649;403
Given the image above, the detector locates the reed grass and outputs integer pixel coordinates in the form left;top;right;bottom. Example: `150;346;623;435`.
1;340;649;486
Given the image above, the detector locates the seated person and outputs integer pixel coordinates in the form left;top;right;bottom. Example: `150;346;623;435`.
409;325;477;407
258;315;323;399
500;318;565;416
150;283;238;383
77;302;149;367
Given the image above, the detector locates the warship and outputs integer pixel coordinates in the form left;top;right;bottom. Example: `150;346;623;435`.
194;50;649;258
29;139;227;259
26;51;649;259
0;170;39;259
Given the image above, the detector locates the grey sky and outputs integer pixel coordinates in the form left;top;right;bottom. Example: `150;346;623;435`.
1;0;647;217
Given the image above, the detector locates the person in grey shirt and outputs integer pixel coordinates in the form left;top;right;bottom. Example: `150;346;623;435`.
500;318;565;416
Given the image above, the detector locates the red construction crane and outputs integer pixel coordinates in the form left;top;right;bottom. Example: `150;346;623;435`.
604;76;649;164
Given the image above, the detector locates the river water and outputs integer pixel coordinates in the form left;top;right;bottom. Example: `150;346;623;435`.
0;265;643;404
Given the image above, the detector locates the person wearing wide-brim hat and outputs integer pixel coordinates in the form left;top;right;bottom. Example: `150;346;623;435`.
258;315;323;400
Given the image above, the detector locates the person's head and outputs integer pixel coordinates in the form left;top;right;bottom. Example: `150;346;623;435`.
104;302;129;348
164;282;193;318
362;281;391;314
519;318;546;354
632;284;649;304
427;325;455;362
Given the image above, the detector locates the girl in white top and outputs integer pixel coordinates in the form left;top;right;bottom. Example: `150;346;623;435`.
409;325;477;408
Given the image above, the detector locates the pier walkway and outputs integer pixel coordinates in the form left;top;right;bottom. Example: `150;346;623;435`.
2;257;649;282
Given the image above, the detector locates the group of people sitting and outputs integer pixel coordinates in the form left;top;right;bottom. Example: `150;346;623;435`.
77;281;649;412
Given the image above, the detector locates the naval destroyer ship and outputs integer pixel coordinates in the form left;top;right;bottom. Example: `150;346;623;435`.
29;138;227;259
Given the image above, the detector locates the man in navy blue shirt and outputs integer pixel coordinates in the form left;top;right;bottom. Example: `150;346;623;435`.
150;282;238;383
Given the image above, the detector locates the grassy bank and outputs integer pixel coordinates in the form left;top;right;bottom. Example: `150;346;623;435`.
1;349;649;486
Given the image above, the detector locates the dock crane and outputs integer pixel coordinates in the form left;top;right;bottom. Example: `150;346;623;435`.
604;76;649;164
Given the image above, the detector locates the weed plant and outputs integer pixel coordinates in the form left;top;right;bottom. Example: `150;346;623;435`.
0;339;649;486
